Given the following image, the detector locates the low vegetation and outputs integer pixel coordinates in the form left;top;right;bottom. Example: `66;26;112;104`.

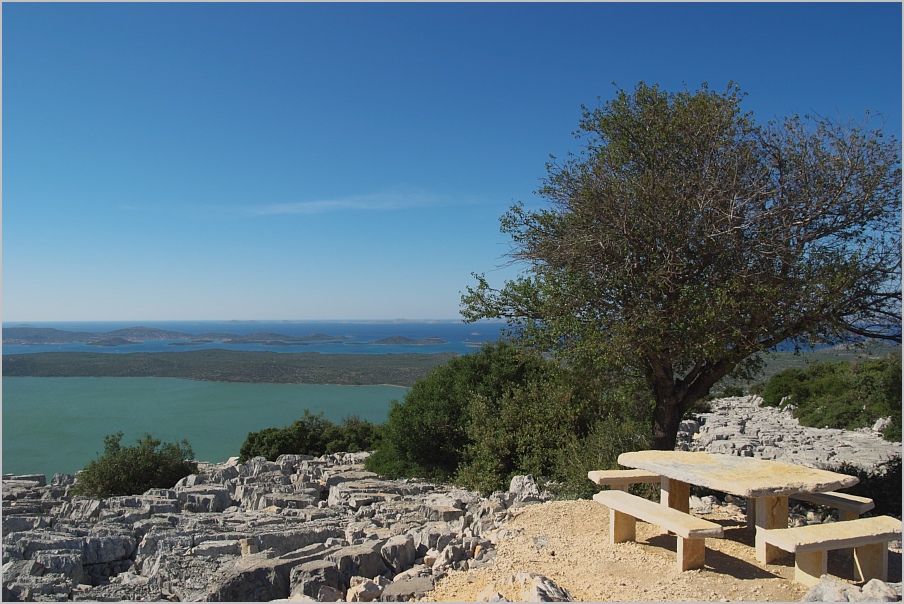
239;411;383;462
365;342;652;498
72;432;197;498
754;351;901;442
832;456;902;517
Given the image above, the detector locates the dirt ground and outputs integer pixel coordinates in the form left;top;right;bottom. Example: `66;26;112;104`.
425;500;903;602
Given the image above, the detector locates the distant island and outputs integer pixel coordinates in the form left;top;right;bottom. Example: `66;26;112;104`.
2;326;451;348
2;326;352;347
86;337;136;347
348;336;447;346
2;349;457;387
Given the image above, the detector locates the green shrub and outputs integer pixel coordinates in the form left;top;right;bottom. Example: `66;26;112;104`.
365;340;655;496
73;432;197;498
716;385;746;398
551;416;652;500
239;411;381;461
455;376;593;493
832;456;901;517
365;342;563;481
684;398;713;416
758;352;901;442
323;415;384;454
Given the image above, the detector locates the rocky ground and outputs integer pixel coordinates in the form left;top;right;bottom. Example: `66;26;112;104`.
426;498;901;602
676;396;901;469
2;396;902;602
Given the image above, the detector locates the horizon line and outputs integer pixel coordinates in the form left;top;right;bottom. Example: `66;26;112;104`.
1;318;504;324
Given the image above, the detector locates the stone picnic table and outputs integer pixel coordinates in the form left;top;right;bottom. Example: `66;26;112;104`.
617;450;860;564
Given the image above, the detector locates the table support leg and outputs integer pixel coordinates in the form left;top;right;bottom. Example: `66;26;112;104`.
610;509;636;543
677;537;706;571
660;478;690;513
854;542;888;583
754;495;789;564
794;550;827;587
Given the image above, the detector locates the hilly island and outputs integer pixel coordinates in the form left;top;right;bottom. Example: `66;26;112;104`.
3;326;449;349
1;349;456;387
2;326;358;347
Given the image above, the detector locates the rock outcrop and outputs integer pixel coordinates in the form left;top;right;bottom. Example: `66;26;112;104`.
2;454;543;602
802;575;902;602
677;396;901;471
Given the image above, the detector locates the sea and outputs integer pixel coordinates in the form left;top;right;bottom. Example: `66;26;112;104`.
1;319;506;355
1;320;506;479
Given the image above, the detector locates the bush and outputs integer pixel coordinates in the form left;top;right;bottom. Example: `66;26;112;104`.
239;411;381;461
716;385;746;398
551;416;652;500
323;415;384;454
365;342;563;481
832;456;902;517
758;352;901;442
455;376;593;493
72;432;197;498
366;340;655;495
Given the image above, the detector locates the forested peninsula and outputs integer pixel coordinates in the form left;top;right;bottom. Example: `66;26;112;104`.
1;350;457;387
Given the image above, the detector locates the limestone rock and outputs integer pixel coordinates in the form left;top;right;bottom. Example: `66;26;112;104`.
801;575;900;602
380;535;416;574
347;578;383;601
491;573;573;602
0;452;507;602
515;573;573;602
435;543;466;570
316;584;345;601
508;475;542;504
208;548;333;602
175;485;235;513
290;559;341;599
328;541;390;590
859;579;900;602
477;585;511;602
380;576;435;601
409;521;456;556
680;396;901;472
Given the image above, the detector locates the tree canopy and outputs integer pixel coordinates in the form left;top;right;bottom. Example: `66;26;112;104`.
462;82;901;450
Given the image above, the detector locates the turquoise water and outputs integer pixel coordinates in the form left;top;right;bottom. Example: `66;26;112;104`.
2;377;407;478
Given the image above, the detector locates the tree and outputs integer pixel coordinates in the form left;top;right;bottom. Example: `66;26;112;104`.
462;82;901;450
73;432;197;497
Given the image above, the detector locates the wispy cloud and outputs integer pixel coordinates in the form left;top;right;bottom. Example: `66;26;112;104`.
249;189;442;216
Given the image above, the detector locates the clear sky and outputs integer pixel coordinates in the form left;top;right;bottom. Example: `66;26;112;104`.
2;2;901;322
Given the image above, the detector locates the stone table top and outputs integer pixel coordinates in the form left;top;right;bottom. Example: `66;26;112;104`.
617;451;859;498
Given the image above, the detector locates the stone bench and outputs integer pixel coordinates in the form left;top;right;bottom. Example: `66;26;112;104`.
789;491;875;521
587;469;661;491
755;515;902;587
593;490;723;571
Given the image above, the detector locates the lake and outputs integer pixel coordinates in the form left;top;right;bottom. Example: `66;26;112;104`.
1;377;407;478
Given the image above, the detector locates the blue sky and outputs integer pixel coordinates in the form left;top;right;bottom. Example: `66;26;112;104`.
3;2;901;321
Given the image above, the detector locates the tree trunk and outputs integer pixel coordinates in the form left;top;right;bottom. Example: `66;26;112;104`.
650;396;684;450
